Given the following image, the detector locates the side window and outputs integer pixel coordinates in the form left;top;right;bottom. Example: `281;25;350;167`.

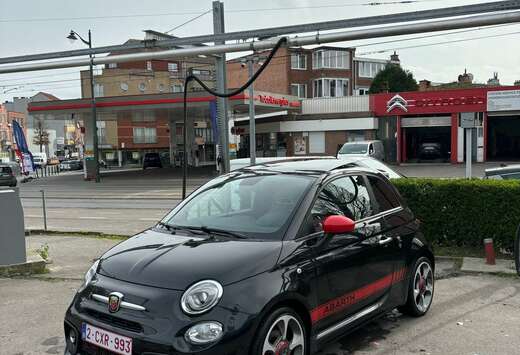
367;176;400;213
302;175;373;235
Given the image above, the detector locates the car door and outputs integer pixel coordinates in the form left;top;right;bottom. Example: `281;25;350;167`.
305;174;398;335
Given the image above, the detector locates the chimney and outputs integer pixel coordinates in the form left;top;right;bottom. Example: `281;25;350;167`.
487;72;500;86
390;51;400;64
419;80;432;91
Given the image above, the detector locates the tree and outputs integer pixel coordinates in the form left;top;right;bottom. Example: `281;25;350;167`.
369;64;418;94
33;119;50;153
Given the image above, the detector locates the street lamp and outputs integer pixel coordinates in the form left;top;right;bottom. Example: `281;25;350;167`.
67;29;100;183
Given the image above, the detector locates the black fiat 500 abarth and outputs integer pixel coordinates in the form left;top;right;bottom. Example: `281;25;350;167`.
64;158;434;355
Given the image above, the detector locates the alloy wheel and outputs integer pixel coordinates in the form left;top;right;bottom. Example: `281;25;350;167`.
262;314;305;355
413;261;434;313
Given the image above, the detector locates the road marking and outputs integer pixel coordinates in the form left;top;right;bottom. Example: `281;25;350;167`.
79;216;108;220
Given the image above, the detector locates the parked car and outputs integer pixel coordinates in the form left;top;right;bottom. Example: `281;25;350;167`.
483;164;520;180
143;152;163;169
418;142;443;160
64;158;434;355
60;160;83;171
0;162;22;187
337;140;386;161
32;152;47;168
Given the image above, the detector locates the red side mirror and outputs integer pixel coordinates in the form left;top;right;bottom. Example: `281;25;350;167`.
323;215;356;235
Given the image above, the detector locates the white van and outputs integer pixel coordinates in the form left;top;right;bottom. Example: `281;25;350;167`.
32;152;47;168
337;140;385;161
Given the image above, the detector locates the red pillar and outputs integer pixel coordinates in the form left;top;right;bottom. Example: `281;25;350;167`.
402;128;407;163
483;112;488;162
396;115;402;164
450;113;458;164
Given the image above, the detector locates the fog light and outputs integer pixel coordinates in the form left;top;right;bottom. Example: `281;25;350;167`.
185;322;223;345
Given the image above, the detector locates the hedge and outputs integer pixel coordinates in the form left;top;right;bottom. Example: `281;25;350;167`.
391;178;520;249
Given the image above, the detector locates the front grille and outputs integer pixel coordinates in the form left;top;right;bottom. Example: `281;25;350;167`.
85;309;143;333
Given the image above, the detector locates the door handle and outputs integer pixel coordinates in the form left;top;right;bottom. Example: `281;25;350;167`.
378;236;393;246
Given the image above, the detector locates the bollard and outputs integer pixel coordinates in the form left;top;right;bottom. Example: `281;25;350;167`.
41;189;47;231
484;238;496;265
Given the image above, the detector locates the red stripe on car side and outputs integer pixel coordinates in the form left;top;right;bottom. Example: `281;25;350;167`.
310;268;407;324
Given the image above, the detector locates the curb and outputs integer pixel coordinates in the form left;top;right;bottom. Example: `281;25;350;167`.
0;254;46;277
25;229;130;239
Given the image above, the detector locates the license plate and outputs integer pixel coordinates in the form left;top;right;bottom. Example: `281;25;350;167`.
82;323;132;355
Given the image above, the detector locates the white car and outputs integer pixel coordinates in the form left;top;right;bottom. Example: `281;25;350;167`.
337;140;386;161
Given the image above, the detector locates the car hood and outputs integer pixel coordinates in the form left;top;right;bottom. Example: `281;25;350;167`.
98;229;283;290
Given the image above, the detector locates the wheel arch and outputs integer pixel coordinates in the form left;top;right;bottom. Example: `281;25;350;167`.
249;292;313;354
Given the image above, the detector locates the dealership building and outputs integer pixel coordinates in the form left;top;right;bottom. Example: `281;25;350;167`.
232;85;520;164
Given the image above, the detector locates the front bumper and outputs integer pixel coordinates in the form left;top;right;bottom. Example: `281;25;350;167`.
64;274;255;355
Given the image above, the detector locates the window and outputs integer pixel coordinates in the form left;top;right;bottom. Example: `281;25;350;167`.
367;176;400;213
133;127;157;144
357;88;370;96
93;83;104;98
138;82;146;92
301;175;372;235
168;62;178;72
192;69;211;76
291;53;307;70
359;61;386;78
96;121;106;145
132;111;155;122
313;78;349;98
172;84;183;93
290;83;307;98
312;50;350;69
108;63;117;69
146;61;152;71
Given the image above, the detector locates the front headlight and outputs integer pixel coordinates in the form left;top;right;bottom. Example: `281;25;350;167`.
84;259;100;286
181;280;223;315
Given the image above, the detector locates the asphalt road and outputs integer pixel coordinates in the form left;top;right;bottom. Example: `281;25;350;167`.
1;235;519;355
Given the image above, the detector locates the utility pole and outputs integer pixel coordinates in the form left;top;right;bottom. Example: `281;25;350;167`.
247;58;256;165
213;1;230;174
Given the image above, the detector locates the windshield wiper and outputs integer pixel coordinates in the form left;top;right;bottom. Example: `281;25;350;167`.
156;222;205;236
198;226;248;239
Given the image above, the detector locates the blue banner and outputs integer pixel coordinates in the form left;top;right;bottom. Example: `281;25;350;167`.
210;100;219;143
12;120;34;173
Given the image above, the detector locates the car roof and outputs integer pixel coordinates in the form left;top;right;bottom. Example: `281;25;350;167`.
341;140;379;145
241;157;381;176
485;164;520;175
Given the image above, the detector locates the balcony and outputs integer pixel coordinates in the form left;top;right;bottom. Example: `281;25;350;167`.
301;95;370;114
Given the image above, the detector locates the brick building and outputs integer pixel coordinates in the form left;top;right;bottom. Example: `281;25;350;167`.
227;46;398;158
227;46;399;98
77;30;217;167
0;104;26;161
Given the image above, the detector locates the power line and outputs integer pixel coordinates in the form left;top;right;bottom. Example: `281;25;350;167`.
0;0;449;24
165;10;212;34
358;28;520;54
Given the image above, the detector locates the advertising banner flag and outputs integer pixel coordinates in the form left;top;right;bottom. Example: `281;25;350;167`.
12;120;34;173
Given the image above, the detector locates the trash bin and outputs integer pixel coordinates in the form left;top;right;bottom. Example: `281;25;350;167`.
0;187;26;265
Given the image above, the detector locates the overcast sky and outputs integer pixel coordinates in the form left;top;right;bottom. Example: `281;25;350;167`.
1;0;519;102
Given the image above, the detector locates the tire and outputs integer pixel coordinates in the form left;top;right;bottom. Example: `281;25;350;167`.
251;307;308;355
399;256;434;317
514;224;520;277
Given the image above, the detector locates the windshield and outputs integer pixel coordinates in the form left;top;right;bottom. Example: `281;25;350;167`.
339;143;368;155
163;173;315;240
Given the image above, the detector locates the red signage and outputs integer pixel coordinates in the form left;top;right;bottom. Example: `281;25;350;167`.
372;88;488;116
257;95;290;107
